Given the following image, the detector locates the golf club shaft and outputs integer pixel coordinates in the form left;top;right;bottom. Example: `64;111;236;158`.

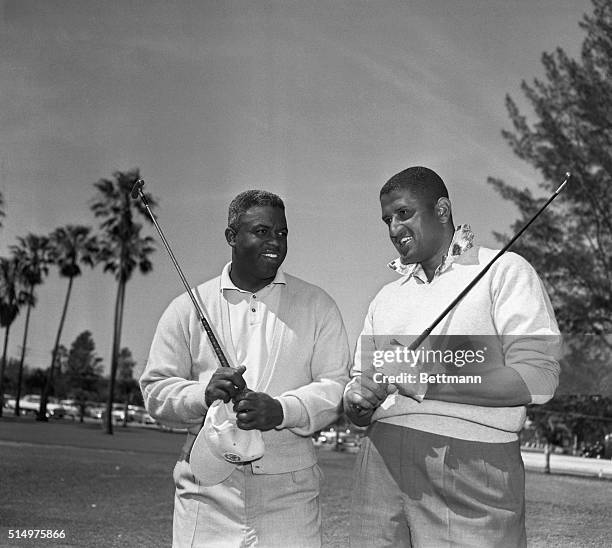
132;180;231;368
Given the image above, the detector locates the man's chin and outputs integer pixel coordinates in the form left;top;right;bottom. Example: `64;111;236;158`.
257;261;282;278
399;254;417;266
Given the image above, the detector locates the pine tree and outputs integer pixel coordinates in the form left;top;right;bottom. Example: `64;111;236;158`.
488;0;612;360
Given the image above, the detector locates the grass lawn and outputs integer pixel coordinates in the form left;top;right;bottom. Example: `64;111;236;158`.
0;418;610;547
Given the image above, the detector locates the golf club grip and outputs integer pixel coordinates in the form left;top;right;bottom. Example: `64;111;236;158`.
199;316;231;368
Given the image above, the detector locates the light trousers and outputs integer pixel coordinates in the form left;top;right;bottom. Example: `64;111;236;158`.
173;459;322;548
350;422;526;548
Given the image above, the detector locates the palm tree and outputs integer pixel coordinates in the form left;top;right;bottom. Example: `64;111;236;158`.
38;225;99;420
0;256;26;417
9;234;52;418
90;169;156;435
116;346;138;427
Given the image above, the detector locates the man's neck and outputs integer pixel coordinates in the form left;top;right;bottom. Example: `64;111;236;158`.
229;266;274;293
421;230;454;282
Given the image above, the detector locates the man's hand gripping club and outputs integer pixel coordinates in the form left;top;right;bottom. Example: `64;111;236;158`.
205;365;284;431
343;372;397;427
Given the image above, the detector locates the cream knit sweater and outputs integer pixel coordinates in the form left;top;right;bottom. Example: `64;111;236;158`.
353;246;561;443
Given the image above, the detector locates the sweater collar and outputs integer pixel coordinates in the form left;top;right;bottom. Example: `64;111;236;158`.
387;224;474;280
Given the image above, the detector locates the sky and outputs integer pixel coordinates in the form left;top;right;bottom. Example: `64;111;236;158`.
0;0;593;378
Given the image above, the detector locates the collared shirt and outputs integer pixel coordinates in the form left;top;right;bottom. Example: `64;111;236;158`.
220;262;286;389
387;224;474;283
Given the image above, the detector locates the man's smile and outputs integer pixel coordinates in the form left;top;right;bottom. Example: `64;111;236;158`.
394;234;414;253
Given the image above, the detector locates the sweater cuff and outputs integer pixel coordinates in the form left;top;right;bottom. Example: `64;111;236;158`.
274;395;308;430
509;363;558;405
182;382;209;416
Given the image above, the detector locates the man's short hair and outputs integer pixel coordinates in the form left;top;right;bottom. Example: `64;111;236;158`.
228;190;285;231
380;166;449;208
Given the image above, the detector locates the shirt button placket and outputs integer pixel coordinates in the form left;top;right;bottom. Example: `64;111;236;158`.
250;294;257;323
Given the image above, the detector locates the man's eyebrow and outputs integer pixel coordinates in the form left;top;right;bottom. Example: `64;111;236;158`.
250;223;288;233
394;205;416;215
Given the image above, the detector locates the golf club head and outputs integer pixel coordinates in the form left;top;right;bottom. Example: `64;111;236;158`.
131;179;146;199
556;172;571;194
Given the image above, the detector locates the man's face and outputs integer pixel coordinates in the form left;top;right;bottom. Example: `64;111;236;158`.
226;205;288;284
380;188;449;267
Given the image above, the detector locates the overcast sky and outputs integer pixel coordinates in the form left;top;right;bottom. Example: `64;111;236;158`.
0;0;593;377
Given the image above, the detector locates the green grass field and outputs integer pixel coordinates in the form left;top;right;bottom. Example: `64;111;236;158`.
0;418;609;547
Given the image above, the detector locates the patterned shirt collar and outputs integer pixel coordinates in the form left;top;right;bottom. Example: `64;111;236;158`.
387;224;474;281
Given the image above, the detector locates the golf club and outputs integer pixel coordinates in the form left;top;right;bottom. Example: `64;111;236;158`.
131;179;231;369
352;171;571;411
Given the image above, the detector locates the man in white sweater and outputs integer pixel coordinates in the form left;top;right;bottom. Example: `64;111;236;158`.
344;166;561;547
141;190;350;547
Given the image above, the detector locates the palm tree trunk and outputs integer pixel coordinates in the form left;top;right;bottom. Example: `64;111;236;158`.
39;276;74;421
0;323;12;418
15;296;34;417
105;276;126;435
122;397;129;428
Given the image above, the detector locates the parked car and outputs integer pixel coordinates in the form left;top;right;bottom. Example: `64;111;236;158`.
59;399;81;419
2;394;14;408
86;403;106;419
60;399;101;420
5;394;66;419
315;429;362;449
99;403;128;422
128;405;156;425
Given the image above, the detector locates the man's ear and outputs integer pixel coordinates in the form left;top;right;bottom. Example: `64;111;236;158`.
225;227;237;247
435;197;452;224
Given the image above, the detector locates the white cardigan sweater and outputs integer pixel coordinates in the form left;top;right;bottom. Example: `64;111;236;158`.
141;271;350;474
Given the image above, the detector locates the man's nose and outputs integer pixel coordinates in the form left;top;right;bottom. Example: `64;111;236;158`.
267;234;282;247
389;217;403;236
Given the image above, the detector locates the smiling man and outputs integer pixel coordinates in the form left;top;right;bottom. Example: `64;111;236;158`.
141;190;350;547
344;167;561;547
